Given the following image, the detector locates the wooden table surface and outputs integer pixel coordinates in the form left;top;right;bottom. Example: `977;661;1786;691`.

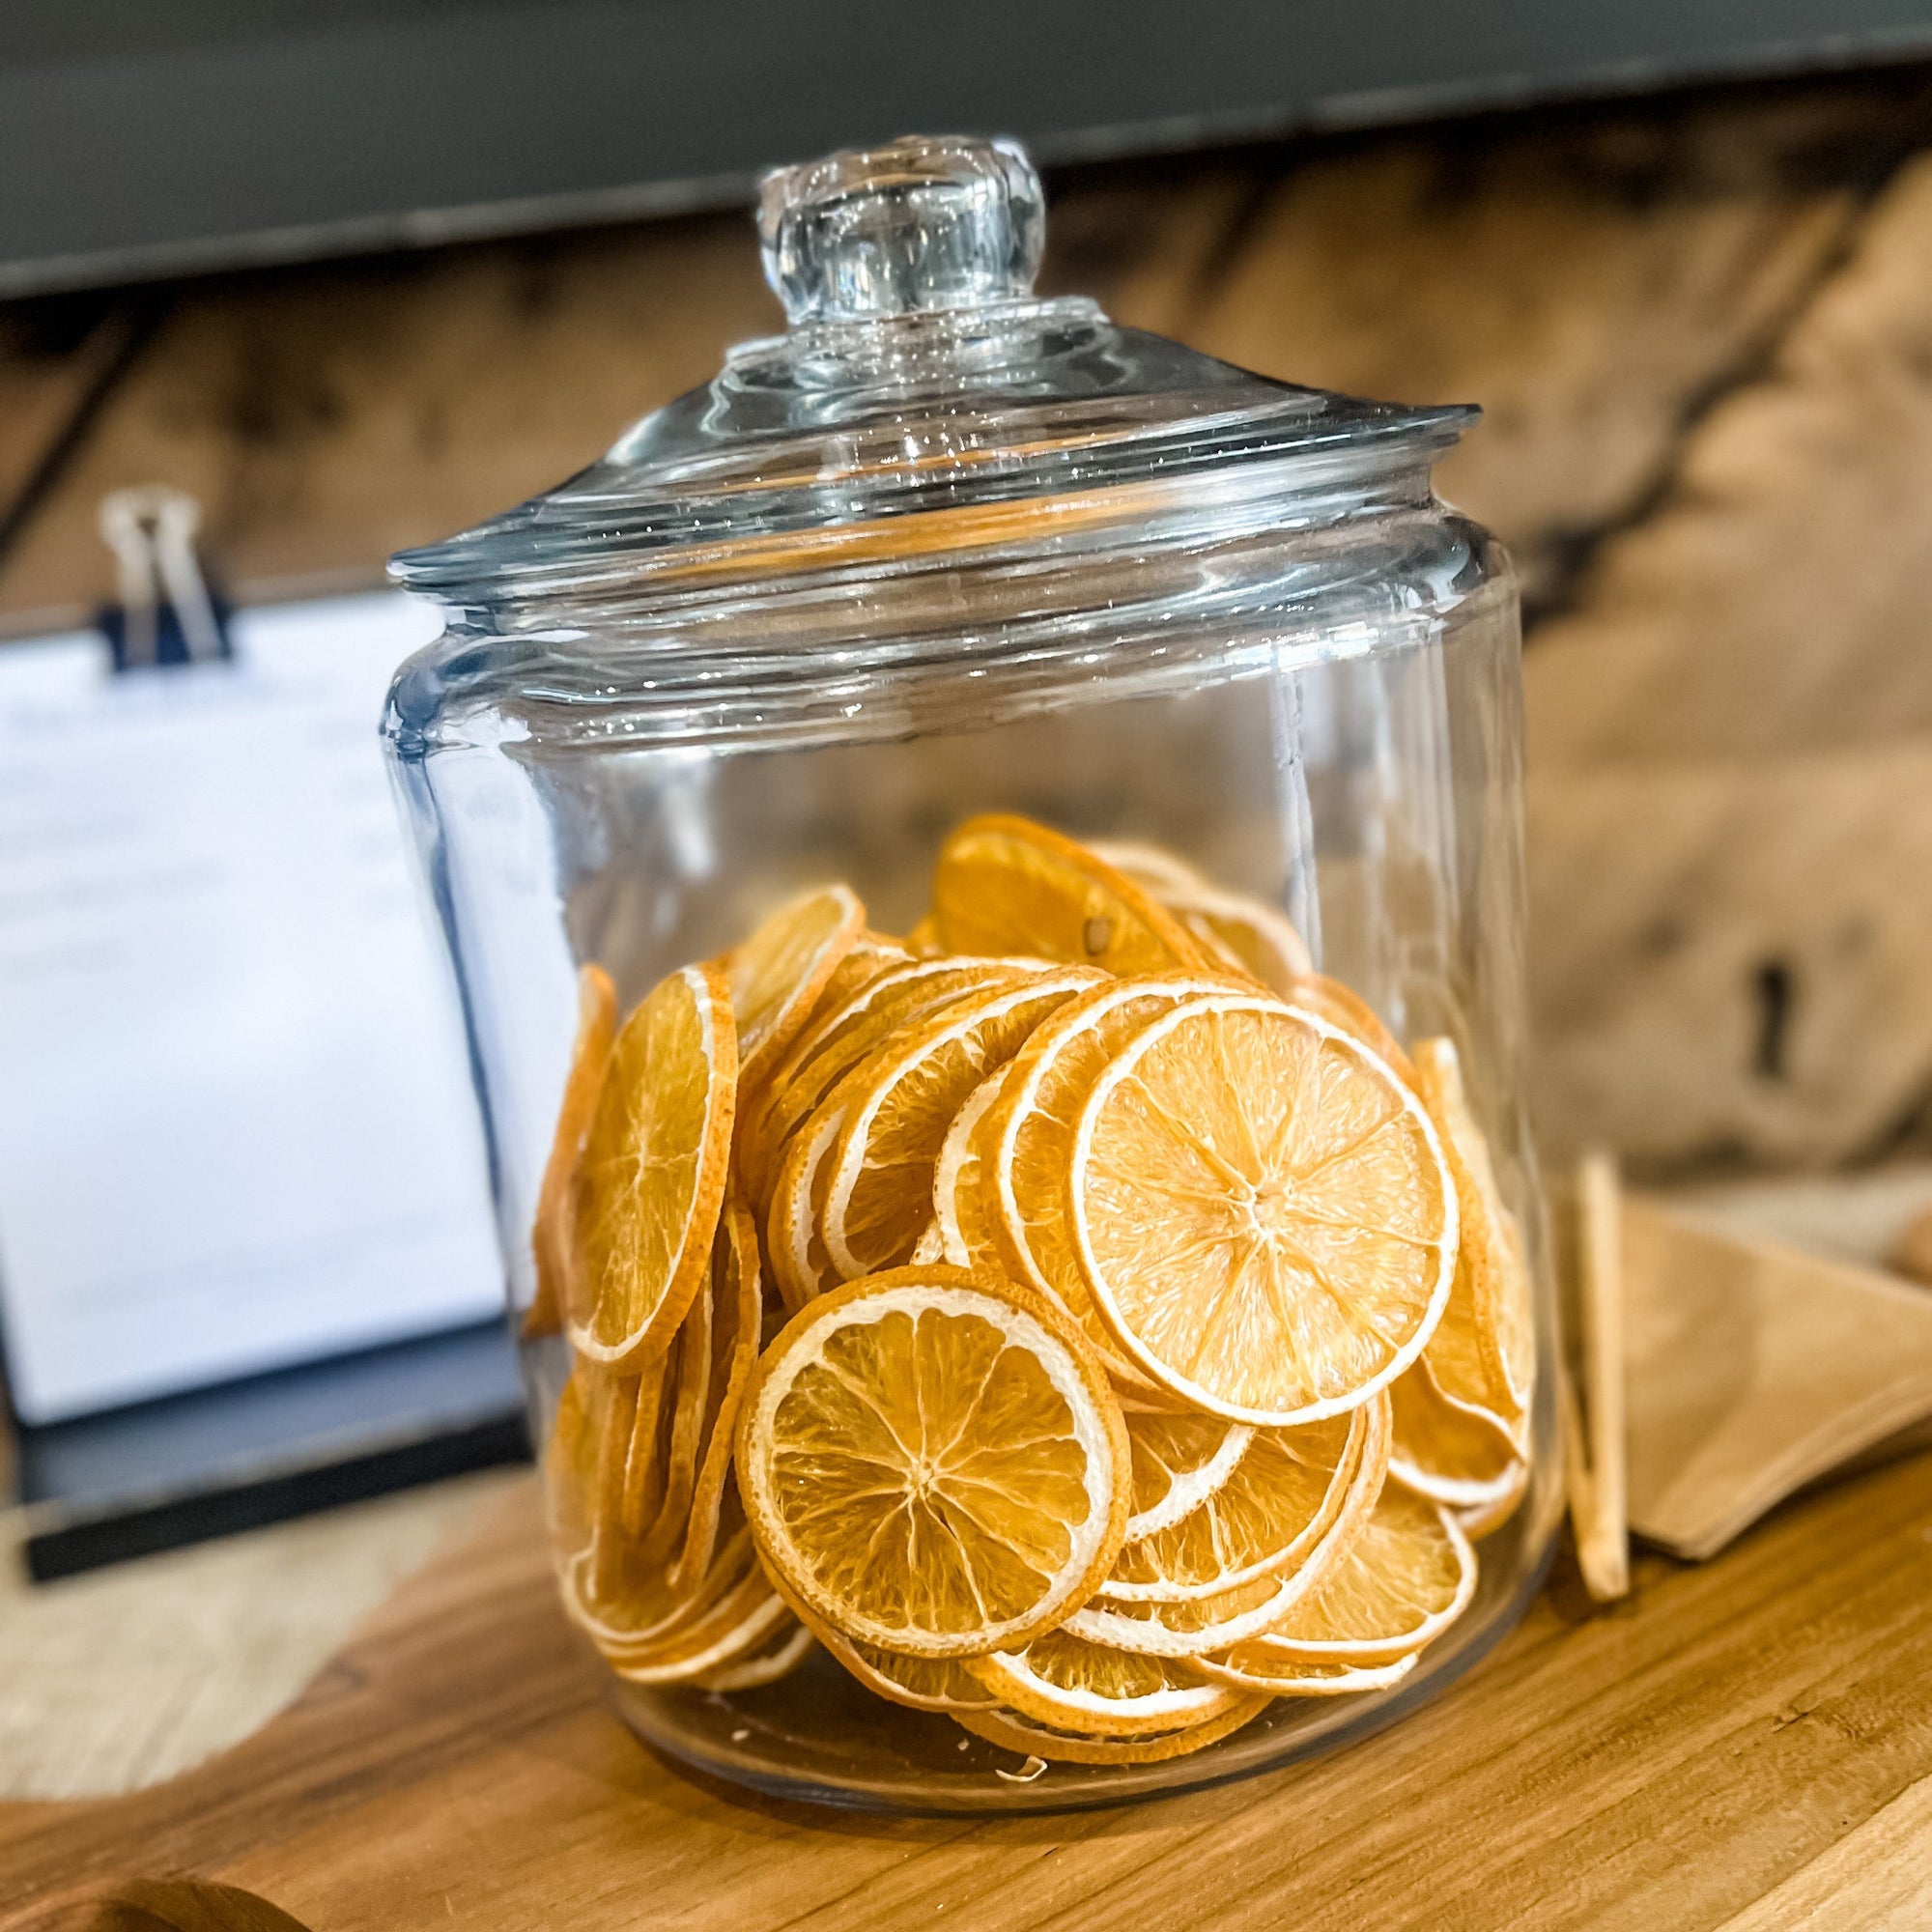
9;1451;1932;1932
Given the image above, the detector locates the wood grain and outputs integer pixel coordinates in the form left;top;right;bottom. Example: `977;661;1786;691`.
6;1451;1932;1931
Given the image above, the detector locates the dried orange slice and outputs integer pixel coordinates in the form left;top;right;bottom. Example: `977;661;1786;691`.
1068;1394;1389;1656
724;884;865;1087
1183;1648;1420;1697
1410;1037;1535;1416
544;1359;643;1564
735;1266;1129;1659
608;1571;793;1684
1458;1457;1529;1541
526;963;618;1340
808;1617;999;1713
569;962;736;1372
967;1628;1248;1737
1071;993;1456;1423
820;972;1100;1282
670;1198;764;1593
1236;1485;1476;1664
1289;974;1416;1086
932;1072;1009;1274
1120;1411;1254;1542
954;1696;1268;1765
743;958;1031;1208
932;815;1213;974
691;1620;816;1692
1099;1406;1365;1603
1164;885;1313;999
766;1107;845;1314
1388;1358;1523;1508
1087;838;1208;897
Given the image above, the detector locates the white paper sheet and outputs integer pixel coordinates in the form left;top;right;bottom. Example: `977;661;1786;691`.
0;593;501;1424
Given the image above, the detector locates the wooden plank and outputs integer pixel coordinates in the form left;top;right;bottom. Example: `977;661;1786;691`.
1526;737;1932;1170
1525;147;1932;762
7;1449;1932;1930
1715;1774;1932;1931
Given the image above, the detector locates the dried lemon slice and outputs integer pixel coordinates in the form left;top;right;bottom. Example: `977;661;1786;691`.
1099;1406;1365;1603
724;884;865;1087
1072;993;1456;1424
1410;1037;1536;1416
932;815;1213;974
526;962;618;1340
735;1265;1129;1659
1121;1411;1254;1542
820;972;1100;1282
967;1627;1247;1737
954;1696;1268;1765
569;962;736;1372
1236;1485;1477;1665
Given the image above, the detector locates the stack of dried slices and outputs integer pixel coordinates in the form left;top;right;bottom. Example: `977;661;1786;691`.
527;815;1535;1763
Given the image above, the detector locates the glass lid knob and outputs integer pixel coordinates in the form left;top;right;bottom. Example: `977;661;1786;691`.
757;134;1045;326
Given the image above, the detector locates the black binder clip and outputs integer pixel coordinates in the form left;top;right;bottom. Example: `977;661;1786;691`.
97;486;233;671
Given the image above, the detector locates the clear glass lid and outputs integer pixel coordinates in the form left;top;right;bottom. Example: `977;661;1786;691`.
390;135;1473;613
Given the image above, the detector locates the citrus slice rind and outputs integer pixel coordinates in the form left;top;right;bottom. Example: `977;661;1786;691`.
1185;1647;1420;1697
820;972;1101;1282
735;1266;1129;1660
725;884;865;1087
568;962;737;1372
953;1695;1269;1766
967;1627;1247;1737
932;1072;1009;1274
932;814;1216;975
1243;1486;1476;1664
1070;995;1456;1425
800;1605;1000;1712
1065;1392;1389;1657
1162;885;1314;999
526;962;618;1341
766;1106;845;1314
1098;1406;1364;1604
1121;1411;1255;1543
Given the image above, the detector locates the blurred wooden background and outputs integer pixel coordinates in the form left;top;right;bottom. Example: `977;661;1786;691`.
6;63;1932;1182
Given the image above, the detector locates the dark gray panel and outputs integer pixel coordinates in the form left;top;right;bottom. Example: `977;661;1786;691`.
5;0;1932;295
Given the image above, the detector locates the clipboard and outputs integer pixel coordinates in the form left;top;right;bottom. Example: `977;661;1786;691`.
0;491;526;1577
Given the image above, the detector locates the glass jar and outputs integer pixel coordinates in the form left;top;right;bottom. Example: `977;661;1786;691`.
384;134;1561;1813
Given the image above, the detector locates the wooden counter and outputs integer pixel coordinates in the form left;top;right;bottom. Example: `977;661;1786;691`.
6;1447;1931;1931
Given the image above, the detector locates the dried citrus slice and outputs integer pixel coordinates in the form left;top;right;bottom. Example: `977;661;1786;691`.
1410;1037;1536;1416
932;815;1213;974
1241;1485;1476;1664
954;1696;1268;1765
1163;885;1313;999
743;958;1031;1208
692;1620;816;1692
1388;1358;1523;1508
608;1572;793;1684
1184;1648;1420;1697
1099;1406;1364;1603
544;1359;642;1563
932;1072;1010;1275
1288;973;1416;1086
905;913;946;957
563;1519;756;1661
633;1256;714;1564
1067;1394;1389;1657
670;1199;764;1593
724;884;865;1087
808;1617;999;1712
1458;1458;1529;1541
967;1627;1247;1737
526;962;618;1340
1121;1411;1254;1542
569;962;736;1371
1086;838;1208;897
735;1266;1129;1659
820;972;1100;1282
1072;993;1456;1423
766;1106;845;1313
